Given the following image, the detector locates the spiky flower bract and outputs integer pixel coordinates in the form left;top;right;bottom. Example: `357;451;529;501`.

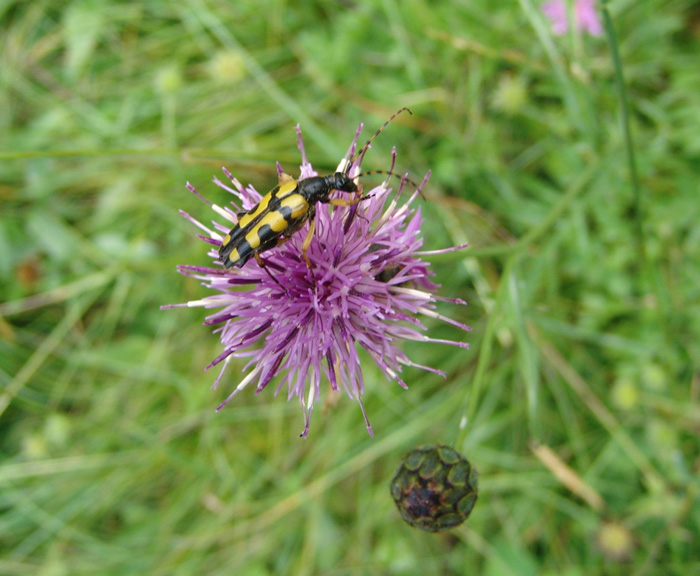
163;120;470;437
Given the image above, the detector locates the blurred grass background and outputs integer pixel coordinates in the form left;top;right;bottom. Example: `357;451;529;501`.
1;0;699;574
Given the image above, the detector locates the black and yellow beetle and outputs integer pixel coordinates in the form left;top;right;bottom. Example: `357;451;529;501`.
218;107;412;271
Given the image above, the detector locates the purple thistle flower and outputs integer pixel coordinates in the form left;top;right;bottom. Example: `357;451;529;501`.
162;120;470;438
541;0;603;36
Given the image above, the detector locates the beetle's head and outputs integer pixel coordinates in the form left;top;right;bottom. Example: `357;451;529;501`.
331;172;359;194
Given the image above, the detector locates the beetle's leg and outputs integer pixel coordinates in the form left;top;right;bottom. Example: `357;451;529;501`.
301;217;316;271
329;196;363;208
254;253;289;296
334;189;370;229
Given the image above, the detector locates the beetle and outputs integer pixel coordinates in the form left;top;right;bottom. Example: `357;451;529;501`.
218;107;412;271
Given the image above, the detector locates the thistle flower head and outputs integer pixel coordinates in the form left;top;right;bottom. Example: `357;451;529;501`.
163;119;470;437
541;0;603;36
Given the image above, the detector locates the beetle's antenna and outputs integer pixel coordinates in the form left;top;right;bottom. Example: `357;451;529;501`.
345;107;413;173
357;169;427;201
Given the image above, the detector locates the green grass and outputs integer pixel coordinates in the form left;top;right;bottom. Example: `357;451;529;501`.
1;0;699;574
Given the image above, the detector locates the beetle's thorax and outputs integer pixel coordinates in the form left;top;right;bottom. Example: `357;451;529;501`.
298;172;358;203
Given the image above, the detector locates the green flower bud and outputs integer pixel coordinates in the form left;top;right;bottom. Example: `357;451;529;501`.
390;445;478;532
